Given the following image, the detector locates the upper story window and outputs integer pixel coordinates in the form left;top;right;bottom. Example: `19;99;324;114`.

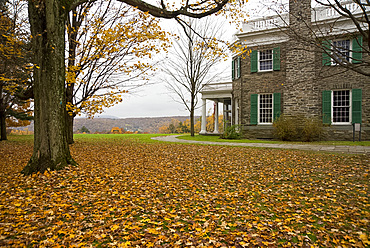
332;39;350;64
259;50;273;71
251;47;280;73
322;36;363;66
232;57;241;80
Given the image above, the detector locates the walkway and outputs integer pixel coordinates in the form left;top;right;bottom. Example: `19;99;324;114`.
152;135;370;155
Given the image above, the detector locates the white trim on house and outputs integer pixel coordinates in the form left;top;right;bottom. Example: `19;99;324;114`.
235;1;368;47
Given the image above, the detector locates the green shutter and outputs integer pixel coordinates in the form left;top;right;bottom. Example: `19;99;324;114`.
251;50;258;73
322;40;331;66
273;47;280;71
352;36;362;64
237;57;241;78
250;94;258;125
273;93;281;121
231;59;235;80
322;91;332;124
352;89;362;123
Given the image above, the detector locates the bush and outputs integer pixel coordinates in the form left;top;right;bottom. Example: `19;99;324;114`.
221;124;241;139
273;115;323;142
301;117;323;142
273;115;298;141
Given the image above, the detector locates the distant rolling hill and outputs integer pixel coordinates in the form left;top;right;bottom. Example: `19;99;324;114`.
75;116;200;133
20;116;200;134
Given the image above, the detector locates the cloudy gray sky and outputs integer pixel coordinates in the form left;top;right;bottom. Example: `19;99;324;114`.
102;0;271;119
103;18;230;119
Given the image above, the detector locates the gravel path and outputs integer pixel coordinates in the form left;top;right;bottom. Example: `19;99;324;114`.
152;135;370;155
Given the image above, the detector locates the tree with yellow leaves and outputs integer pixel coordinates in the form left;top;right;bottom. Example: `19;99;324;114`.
65;0;170;144
0;0;32;141
23;0;247;174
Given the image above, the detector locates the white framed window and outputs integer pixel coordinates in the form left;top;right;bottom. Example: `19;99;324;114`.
332;90;351;124
332;39;351;64
258;94;273;124
232;57;241;80
323;36;362;66
234;58;240;79
259;50;273;71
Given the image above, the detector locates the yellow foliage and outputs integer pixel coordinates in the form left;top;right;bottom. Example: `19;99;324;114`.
65;5;171;118
110;127;122;134
206;114;224;133
9;128;33;135
1;4;33;132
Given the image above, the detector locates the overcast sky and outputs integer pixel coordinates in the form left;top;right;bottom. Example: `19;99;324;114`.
101;0;273;119
102;17;230;119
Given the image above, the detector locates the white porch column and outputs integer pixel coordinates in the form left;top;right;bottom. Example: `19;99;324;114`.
213;101;219;134
200;99;207;134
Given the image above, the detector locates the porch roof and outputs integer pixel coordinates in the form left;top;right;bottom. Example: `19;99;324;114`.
200;82;232;101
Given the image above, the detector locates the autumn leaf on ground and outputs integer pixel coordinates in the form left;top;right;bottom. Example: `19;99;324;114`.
0;135;369;247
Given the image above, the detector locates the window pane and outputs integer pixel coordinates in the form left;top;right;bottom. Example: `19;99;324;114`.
234;59;238;79
259;94;273;123
333;40;350;63
259;50;273;71
333;90;350;123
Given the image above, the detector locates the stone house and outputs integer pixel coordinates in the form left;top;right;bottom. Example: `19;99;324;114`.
200;0;369;140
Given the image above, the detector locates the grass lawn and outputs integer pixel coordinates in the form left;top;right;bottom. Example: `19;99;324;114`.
73;133;175;144
0;134;369;247
177;134;370;146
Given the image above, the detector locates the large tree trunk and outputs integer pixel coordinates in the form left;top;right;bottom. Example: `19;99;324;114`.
0;110;6;141
22;0;75;175
0;84;6;141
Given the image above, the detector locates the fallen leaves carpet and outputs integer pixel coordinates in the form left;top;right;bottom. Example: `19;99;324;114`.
0;136;369;247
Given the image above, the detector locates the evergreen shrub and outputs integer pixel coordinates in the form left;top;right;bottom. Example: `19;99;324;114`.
221;124;241;139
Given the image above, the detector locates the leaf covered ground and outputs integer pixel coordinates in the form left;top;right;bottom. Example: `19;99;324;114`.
0;135;369;247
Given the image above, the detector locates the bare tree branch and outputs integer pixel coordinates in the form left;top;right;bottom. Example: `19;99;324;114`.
161;17;227;136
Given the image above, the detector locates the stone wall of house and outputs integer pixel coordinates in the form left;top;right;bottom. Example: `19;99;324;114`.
284;0;320;118
315;44;370;140
232;42;286;139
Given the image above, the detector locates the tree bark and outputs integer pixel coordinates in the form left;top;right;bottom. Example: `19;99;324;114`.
190;98;195;136
0;84;6;141
0;110;6;141
66;113;75;144
22;0;75;175
66;7;78;144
